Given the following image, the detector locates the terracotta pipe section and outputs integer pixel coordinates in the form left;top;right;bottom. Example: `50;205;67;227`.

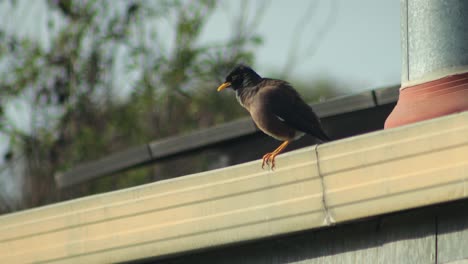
385;72;468;128
385;0;468;128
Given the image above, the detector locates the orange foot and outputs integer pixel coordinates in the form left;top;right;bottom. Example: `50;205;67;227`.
261;140;290;170
262;152;278;169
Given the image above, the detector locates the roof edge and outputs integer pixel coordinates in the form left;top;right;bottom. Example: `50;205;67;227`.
1;111;466;263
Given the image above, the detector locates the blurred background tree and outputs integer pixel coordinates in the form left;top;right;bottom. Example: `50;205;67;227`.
0;0;339;214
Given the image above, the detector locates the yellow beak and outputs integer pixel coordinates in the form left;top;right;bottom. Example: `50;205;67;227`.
217;82;231;92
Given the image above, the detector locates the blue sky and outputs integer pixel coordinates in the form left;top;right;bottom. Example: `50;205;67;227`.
0;0;401;92
201;0;401;92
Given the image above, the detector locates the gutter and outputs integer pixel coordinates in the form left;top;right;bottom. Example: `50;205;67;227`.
0;111;467;263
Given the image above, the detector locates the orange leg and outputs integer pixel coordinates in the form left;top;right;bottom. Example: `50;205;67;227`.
262;140;290;169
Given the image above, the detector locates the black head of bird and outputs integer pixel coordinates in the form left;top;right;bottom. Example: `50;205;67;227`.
217;64;262;92
217;64;330;169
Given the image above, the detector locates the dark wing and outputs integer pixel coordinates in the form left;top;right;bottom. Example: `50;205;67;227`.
261;79;330;141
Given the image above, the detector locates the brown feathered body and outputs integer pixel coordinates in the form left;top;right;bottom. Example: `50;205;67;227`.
235;78;330;142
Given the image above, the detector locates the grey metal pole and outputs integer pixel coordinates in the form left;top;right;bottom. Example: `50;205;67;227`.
385;0;468;128
401;0;468;87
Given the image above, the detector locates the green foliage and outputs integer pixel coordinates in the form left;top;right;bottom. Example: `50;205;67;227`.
0;0;260;211
0;0;340;213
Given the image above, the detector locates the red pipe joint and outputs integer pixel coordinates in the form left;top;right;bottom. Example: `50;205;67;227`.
385;72;468;129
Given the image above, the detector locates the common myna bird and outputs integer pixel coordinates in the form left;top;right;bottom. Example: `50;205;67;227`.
217;65;330;169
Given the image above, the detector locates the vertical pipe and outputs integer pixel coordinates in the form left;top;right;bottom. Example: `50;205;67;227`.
385;0;468;128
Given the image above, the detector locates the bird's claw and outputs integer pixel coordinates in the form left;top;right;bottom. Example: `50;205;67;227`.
262;152;277;170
